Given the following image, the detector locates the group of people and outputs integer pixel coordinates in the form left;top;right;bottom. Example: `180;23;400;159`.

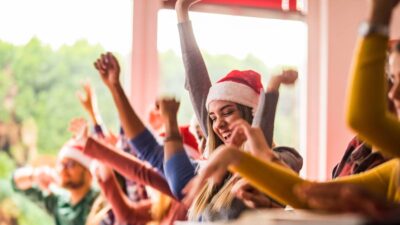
9;0;400;224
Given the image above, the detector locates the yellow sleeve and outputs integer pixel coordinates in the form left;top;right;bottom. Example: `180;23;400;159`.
346;35;400;157
331;159;400;203
228;150;309;208
229;151;400;208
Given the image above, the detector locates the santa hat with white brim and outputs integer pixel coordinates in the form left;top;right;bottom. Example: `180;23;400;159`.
58;139;93;170
206;70;264;111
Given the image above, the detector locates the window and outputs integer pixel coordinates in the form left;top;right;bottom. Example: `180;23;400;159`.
158;9;307;152
0;1;132;223
0;0;133;155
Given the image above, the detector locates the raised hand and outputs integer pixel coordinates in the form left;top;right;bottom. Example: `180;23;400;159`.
77;81;100;125
157;97;180;121
229;119;274;159
73;120;90;148
267;69;298;92
68;117;88;138
279;69;298;85
94;52;121;88
77;81;94;112
160;97;184;162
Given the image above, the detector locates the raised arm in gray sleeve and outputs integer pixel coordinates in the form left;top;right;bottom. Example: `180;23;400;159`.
255;91;303;172
178;21;211;136
178;21;303;172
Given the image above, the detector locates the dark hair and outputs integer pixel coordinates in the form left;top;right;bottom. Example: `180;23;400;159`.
237;103;253;124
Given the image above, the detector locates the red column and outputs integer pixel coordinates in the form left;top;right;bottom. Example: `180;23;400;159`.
130;0;161;118
306;0;366;180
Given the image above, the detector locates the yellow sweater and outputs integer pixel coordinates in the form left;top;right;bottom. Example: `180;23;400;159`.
229;151;400;208
227;36;400;208
347;35;400;157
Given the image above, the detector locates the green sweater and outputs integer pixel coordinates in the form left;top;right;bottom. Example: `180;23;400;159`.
12;178;99;225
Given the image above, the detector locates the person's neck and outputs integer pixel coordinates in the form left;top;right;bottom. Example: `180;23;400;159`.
69;183;91;205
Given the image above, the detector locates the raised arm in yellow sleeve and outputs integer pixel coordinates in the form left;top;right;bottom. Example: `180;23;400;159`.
346;36;400;157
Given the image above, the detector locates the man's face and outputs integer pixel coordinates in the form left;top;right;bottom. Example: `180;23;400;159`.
56;158;89;189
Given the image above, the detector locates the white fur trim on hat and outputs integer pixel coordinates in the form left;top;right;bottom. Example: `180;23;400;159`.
58;144;93;170
206;81;260;110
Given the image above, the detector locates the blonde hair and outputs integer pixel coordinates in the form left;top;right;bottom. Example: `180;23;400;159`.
150;191;173;223
188;104;253;220
85;195;111;225
87;190;173;225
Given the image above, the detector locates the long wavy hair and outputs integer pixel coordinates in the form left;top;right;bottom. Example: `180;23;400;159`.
188;103;253;220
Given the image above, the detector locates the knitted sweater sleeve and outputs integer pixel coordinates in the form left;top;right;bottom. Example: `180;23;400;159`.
164;151;196;200
129;128;165;173
346;35;400;157
178;21;211;137
84;137;175;198
255;91;303;172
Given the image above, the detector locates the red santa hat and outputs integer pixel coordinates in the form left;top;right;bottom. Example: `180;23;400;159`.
180;125;202;160
206;70;264;111
58;139;93;170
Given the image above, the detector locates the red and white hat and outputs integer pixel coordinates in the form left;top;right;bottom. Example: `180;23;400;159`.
180;125;202;160
206;70;264;111
58;139;93;170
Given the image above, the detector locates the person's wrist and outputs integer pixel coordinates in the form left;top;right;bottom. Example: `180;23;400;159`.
164;132;182;142
175;1;190;11
164;115;178;124
108;82;123;95
267;77;281;92
108;81;121;89
164;118;179;136
161;113;176;127
175;3;190;22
